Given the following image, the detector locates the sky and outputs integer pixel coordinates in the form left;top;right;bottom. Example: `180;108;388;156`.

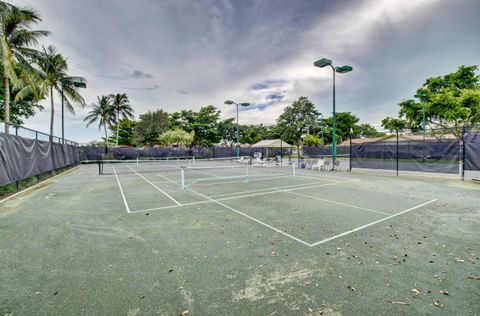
9;0;480;143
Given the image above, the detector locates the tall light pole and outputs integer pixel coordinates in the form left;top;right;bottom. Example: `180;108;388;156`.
61;80;86;143
314;58;352;163
224;100;250;157
414;93;427;142
319;112;325;155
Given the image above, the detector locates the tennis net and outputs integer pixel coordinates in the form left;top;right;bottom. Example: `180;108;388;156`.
98;158;192;175
98;156;252;175
180;162;296;189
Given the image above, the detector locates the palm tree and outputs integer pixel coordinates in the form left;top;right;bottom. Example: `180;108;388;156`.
84;96;114;151
0;63;46;125
109;93;134;146
0;3;49;133
36;45;86;137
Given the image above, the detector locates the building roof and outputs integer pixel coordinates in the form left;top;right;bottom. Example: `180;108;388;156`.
339;133;458;146
251;139;292;148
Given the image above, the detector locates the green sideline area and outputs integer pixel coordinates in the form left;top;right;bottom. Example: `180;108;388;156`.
0;163;479;315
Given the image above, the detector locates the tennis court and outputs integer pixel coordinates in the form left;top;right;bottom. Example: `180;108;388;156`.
1;159;479;315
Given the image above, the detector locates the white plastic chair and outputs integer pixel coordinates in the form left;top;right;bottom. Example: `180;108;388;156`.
311;159;325;171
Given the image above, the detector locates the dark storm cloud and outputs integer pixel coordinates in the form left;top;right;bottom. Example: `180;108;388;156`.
250;80;289;91
15;0;480;141
266;94;284;102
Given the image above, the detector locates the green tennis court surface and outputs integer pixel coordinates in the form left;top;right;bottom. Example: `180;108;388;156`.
1;163;479;315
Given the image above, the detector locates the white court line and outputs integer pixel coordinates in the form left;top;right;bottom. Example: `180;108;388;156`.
125;165;181;206
130;200;213;213
187;187;312;247
191;174;295;187
334;182;436;200
308;199;437;247
152;179;178;184
130;179;356;213
209;177;328;198
113;166;131;213
286;191;390;216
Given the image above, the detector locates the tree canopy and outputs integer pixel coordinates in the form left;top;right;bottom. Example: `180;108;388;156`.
277;96;320;155
171;105;221;146
381;117;407;132
133;109;170;146
397;65;480;137
159;128;194;146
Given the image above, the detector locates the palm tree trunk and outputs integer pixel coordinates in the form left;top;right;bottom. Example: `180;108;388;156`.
3;73;10;134
49;86;55;139
116;110;119;147
104;124;109;154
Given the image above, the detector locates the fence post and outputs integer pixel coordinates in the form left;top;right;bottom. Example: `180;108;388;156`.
349;131;352;172
396;131;399;176
461;125;466;181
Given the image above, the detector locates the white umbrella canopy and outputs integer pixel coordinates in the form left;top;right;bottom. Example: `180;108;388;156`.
251;139;292;148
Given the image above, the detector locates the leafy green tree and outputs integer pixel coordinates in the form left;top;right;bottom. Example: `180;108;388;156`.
276;96;320;156
84;96;114;150
0;3;48;133
109;118;136;146
159;128;194;146
323;112;359;144
240;124;270;144
172;105;221;146
36;45;86;136
357;123;384;138
110;93;134;146
302;134;322;146
381;117;407;133
397;65;480;137
217;118;236;145
133;109;170;146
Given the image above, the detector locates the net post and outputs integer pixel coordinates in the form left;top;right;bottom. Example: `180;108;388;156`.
136;157;139;165
192;156;195;164
181;167;185;189
98;161;103;175
292;161;296;177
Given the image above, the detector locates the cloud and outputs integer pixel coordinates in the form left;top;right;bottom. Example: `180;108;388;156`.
127;70;153;79
15;0;480;143
266;94;284;102
121;84;160;91
98;69;153;80
250;80;288;91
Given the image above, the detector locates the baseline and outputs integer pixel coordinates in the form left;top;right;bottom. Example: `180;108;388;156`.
286;190;390;216
308;199;437;247
187;186;312;247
